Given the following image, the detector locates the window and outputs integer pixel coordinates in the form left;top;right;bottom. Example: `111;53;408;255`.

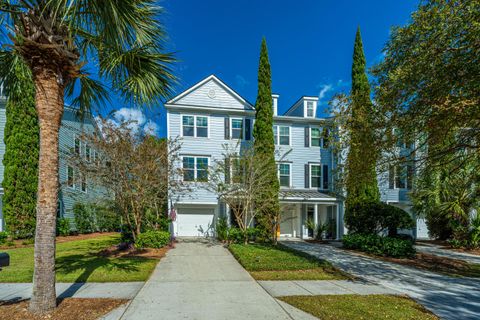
74;137;81;154
183;156;209;182
231;118;243;139
310;128;321;147
273;126;290;145
322;128;330;148
196;116;208;137
310;164;321;188
306;101;314;117
389;163;413;189
182;115;195;137
67;166;74;188
85;144;91;161
231;157;244;184
323;165;329;190
278;163;291;187
80;175;87;192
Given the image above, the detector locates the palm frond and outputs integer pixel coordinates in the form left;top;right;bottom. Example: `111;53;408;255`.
65;72;110;115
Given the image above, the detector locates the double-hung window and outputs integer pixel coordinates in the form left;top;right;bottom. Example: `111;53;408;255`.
231;118;243;139
278;163;291;187
74;137;81;154
310;128;321;147
85;144;91;162
80;175;87;192
306;101;314;117
310;164;322;188
273;126;290;145
183;156;209;182
182;115;208;137
67;166;75;188
231;157;244;184
389;163;413;190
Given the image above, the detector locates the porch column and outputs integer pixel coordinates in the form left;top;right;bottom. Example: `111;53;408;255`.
314;204;319;237
226;203;231;227
336;204;340;240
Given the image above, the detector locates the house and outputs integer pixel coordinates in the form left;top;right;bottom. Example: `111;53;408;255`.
166;75;344;239
0;90;102;232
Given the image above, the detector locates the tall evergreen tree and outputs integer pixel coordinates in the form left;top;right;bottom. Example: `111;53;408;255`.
345;27;379;209
2;63;39;238
253;38;280;243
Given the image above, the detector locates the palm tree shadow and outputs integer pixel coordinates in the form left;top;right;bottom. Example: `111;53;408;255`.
55;252;146;298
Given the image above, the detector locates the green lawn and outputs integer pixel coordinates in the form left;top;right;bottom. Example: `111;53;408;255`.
0;234;159;283
280;295;439;320
228;243;347;280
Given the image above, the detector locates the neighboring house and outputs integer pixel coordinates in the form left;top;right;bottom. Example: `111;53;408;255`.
166;75;344;239
0;92;102;231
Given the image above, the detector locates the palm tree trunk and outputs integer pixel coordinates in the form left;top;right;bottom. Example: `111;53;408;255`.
29;70;64;314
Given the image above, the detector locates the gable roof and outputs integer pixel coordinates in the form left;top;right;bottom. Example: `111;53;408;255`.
166;75;255;110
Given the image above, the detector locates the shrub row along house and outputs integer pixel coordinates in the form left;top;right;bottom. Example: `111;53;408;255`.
166;75;429;239
0;88;101;232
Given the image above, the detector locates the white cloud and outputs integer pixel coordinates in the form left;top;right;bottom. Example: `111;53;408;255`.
96;108;159;136
318;84;333;100
144;120;159;136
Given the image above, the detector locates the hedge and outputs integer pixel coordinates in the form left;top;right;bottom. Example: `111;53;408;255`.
135;231;171;249
343;233;415;258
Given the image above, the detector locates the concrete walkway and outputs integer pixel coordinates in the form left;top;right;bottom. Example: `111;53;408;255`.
120;239;297;320
0;282;143;301
259;280;398;297
282;240;480;320
415;243;480;264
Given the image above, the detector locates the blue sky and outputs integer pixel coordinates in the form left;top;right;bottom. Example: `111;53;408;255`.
104;0;419;137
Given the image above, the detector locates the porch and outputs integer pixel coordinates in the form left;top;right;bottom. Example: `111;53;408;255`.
278;189;343;240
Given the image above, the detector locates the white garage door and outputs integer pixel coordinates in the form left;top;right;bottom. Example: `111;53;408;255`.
177;208;215;237
416;218;429;239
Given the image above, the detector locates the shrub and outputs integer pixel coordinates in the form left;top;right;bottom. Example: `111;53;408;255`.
0;231;9;244
227;227;244;243
343;233;415;258
73;203;96;233
216;217;228;241
345;202;414;236
95;206;121;232
135;231;171;249
56;217;71;236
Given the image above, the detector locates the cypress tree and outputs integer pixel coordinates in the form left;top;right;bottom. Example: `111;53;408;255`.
2;63;39;238
345;27;380;209
253;38;280;242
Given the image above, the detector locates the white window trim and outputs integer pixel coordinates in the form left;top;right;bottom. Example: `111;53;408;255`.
181;114;210;138
278;162;292;188
309;163;323;189
390;165;412;190
181;155;210;182
74;134;81;155
305;101;315;118
309;127;322;148
274;125;291;146
67;165;75;190
80;174;88;193
230;117;245;140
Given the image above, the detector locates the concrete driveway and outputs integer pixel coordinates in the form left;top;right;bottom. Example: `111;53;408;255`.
282;240;480;320
120;239;293;320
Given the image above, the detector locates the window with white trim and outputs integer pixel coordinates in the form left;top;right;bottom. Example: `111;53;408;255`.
278;163;291;187
74;137;81;154
85;144;91;161
231;157;244;184
80;175;87;192
231;118;243;139
182;115;209;138
183;156;209;182
67;166;74;188
310;164;321;188
306;101;314;117
389;163;413;190
275;126;290;145
310;128;321;147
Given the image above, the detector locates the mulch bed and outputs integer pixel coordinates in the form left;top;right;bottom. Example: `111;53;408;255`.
0;232;118;250
0;298;128;320
98;242;173;259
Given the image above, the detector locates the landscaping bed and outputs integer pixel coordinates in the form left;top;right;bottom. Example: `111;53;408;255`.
279;294;438;320
416;240;480;256
229;243;348;280
0;234;164;282
0;298;127;320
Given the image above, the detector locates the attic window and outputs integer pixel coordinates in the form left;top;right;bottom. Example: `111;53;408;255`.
306;101;314;117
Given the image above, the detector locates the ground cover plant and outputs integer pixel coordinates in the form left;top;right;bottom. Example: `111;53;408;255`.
229;243;347;280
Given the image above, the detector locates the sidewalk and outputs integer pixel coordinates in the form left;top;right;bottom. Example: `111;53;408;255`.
0;282;143;301
120;239;296;320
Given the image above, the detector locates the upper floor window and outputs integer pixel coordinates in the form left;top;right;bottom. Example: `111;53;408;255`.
310;128;322;147
183;156;209;182
310;164;322;188
306;101;314;117
182;115;208;138
85;144;91;162
278;163;291;187
231;118;244;139
389;163;413;190
67;166;74;188
231;157;244;184
274;126;290;146
74;137;81;154
80;175;87;193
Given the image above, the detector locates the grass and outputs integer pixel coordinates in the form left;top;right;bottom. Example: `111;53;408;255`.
228;243;347;280
279;295;439;320
0;234;159;283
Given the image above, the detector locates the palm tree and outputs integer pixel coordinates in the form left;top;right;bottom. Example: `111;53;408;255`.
0;1;175;314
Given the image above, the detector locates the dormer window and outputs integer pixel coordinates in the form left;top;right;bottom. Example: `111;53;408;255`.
306;101;314;118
